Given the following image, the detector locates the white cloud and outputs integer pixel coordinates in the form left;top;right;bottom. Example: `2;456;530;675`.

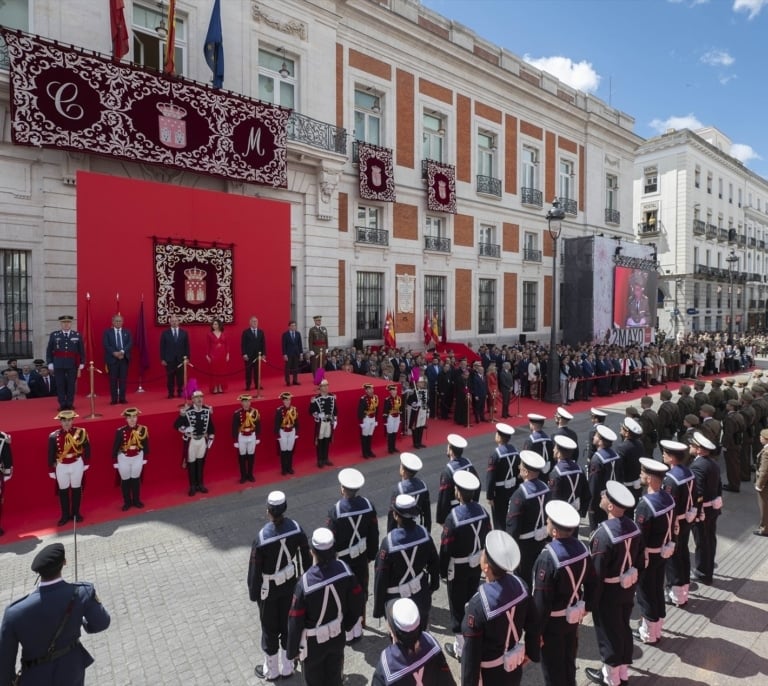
522;54;601;93
649;114;704;134
700;49;735;67
668;0;710;6
719;74;737;85
730;143;762;163
733;0;767;19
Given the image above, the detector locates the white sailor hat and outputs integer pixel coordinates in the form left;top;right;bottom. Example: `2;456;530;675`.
453;469;480;492
520;450;546;471
267;491;286;507
400;452;423;473
389;598;420;633
622;417;643;436
590;407;608;419
545;500;581;529
527;413;546;423
555;407;573;421
692;432;716;451
447;433;468;449
553;435;577;451
605;480;635;509
393;494;420;518
338;468;365;490
311;527;335;551
639;457;669;476
485;530;521;572
659;439;689;454
595;424;617;442
495;422;515;436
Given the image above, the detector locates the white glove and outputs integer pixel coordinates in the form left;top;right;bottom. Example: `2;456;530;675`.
113;463;119;469
83;464;90;471
49;472;56;480
48;363;54;371
233;442;239;448
756;485;763;492
207;439;214;449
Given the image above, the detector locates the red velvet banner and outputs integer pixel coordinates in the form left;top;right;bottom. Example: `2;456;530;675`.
426;160;457;213
358;142;396;202
0;29;290;188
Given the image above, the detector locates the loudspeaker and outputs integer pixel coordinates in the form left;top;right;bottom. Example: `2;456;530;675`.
519;334;527;345
353;337;364;351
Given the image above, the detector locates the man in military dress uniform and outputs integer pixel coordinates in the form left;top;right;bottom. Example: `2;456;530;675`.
112;407;149;511
677;384;696;423
587;425;622;532
249;491;312;681
461;530;540;686
174;390;214;496
0;429;12;537
485;423;521;530
0;543;110;686
522;413;554;474
374;494;440;632
409;378;429;449
386;453;432;533
358;383;379;458
551;406;579;456
382;384;403;455
722;398;746;492
274;392;299;476
690;432;722;584
755;429;768;536
440;470;491;662
639;396;659;458
692;380;709;413
548;435;589;519
616;417;644;517
709;377;725;419
307;315;328;373
326;468;378;643
46;315;85;411
584;408;608;465
436;434;479;525
232;393;260;483
657;389;680;442
286;528;364;686
310;379;337;468
48;410;91;526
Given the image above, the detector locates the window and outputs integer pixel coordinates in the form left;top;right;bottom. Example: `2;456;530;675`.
606;174;618;210
643;168;658;194
356;272;383;339
258;48;295;108
694;166;701;189
559;159;574;200
424;275;446;316
354;88;381;145
425;215;445;239
706;173;713;194
423;112;445;162
477;131;496;178
729;182;733;204
356;205;386;244
479;223;499;257
738;188;743;208
693;282;700;309
478;279;496;334
521;147;538;189
705;283;711;309
133;3;186;74
522;281;537;332
357;205;380;229
0;249;32;358
718;178;723;199
0;0;27;69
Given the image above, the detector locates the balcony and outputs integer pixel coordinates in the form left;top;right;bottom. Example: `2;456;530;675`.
561;197;578;216
750;299;758;309
478;242;501;258
693;219;706;235
287;112;347;155
521;186;543;208
424;235;451;252
523;248;542;262
695;263;709;275
638;222;659;236
605;208;621;225
738;235;746;247
749;237;757;248
476;174;502;198
760;240;766;250
706;224;717;239
718;229;729;242
355;226;389;246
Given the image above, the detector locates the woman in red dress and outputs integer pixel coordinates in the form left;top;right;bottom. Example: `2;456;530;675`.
206;318;230;394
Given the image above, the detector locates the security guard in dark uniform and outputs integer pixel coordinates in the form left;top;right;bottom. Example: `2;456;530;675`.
372;598;455;686
690;431;722;584
533;501;594;686
386;452;432;532
461;530;540;686
616;417;644;518
436;433;479;525
45;315;85;411
286;528;364;686
440;470;491;662
522;413;554;474
373;494;440;631
309;379;337;468
174;390;215;496
485;422;521;530
587;425;622;531
548;435;589;519
0;543;110;686
249;491;311;681
326;468;378;643
0;429;13;537
231;393;260;483
585;482;644;686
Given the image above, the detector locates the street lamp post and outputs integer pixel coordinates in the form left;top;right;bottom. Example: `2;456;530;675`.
726;249;738;343
546;198;566;403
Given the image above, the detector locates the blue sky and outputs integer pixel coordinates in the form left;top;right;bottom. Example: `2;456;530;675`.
421;0;768;178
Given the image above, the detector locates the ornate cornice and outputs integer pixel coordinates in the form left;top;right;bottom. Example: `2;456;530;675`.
251;2;307;41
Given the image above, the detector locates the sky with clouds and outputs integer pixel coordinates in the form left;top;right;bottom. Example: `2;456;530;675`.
421;0;767;177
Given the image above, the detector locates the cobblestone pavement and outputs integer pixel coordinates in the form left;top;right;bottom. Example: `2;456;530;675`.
2;380;767;686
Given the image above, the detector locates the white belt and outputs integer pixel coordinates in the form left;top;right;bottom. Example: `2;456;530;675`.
645;547;662;554
604;576;621;584
338;539;367;559
262;563;296;586
386;571;424;597
495;479;515;489
624;479;642;489
518;525;548;541
305;617;342;642
452;552;482;567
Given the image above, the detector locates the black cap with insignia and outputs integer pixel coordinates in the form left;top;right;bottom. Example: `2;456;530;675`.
31;543;65;577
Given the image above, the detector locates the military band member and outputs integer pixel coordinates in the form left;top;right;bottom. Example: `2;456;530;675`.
461;530;540;686
633;458;674;645
373;598;455;686
46;315;85;411
326;468;379;643
616;417;644;517
690;432;722;585
309;379;337;469
436;434;479;525
440;470;491;662
522;413;554;475
249;491;312;681
386;452;432;532
232;394;260;484
485;423;520;530
111;407;149;511
286;528;364;686
585;482;644;686
275;392;299;476
174;390;214;497
587;425;622;532
48;410;90;526
382;384;403;455
307;315;328;373
358;383;379;458
548;435;589;518
533;501;594;686
0;429;12;536
374;494;440;632
410;378;429;449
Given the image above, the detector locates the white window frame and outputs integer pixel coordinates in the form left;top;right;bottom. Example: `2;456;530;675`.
606;173;618;210
258;47;296;108
559;159;574;200
354;87;382;146
476;130;496;179
521;145;539;190
132;2;187;74
422;111;445;163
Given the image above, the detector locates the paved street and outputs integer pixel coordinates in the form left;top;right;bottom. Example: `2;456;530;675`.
2;382;768;686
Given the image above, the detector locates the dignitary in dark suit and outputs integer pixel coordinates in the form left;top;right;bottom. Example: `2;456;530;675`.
281;321;303;386
46;315;85;411
174;390;214;496
0;429;12;537
103;313;132;405
48;410;91;526
0;543;110;686
232;394;260;484
111;407;149;511
241;316;267;391
31;366;57;398
159;314;190;399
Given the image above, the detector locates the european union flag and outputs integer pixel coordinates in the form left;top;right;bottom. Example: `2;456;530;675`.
204;0;224;89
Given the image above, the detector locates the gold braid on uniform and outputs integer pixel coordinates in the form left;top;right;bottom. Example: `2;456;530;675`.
63;428;87;456
242;409;259;430
124;426;148;452
367;396;379;413
281;406;298;429
392;397;402;413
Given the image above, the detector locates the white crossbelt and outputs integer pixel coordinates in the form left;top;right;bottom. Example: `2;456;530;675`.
480;605;522;670
495;450;517;489
262;537;296;585
550;559;587;619
518;493;547;541
604;538;634;584
452;519;483;565
304;583;343;641
338;513;367;559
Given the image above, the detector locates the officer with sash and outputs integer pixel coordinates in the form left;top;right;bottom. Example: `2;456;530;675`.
111;407;149;511
436;434;479;525
231;393;260;483
382;384;403;455
46;315;84;411
174;390;214;497
386;453;432;532
249;491;311;681
358;383;379;458
326;468;378;643
587;425;622;532
690;431;722;584
274;392;299;476
548;435;589;519
485;422;520;530
373;494;440;631
616;417;644;517
522;413;554;474
307;315;328;373
48;410;91;526
0;429;13;537
310;379;337;468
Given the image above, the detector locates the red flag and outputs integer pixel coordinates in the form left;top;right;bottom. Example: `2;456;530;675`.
390;310;397;348
135;297;150;373
423;311;432;347
384;310;394;348
83;293;96;367
110;0;129;60
164;0;177;75
441;307;447;344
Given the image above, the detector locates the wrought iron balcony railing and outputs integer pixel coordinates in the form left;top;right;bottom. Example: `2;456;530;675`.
605;208;620;225
693;220;706;235
287;112;347;155
718;229;729;242
424;235;451;252
638;222;659;235
476;174;502;198
561;197;578;216
706;224;717;239
478;242;501;258
523;248;542;262
355;226;389;246
521;187;543;208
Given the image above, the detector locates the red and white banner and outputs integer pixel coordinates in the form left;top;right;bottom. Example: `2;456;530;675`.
426;160;456;214
358;142;396;202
